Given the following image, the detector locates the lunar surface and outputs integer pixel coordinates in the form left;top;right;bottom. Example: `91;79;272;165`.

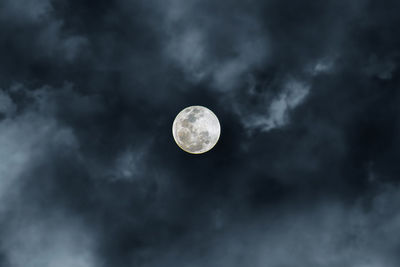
172;106;221;154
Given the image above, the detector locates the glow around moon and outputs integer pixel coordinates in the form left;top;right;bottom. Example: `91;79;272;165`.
172;106;221;154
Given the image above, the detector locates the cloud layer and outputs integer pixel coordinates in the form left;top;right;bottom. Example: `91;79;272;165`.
0;0;400;266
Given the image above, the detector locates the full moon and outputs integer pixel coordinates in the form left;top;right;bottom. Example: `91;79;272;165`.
172;106;221;154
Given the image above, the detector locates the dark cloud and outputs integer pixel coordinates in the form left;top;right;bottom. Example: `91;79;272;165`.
0;0;400;266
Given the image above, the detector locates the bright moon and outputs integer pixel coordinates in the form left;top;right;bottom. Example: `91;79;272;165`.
172;106;221;154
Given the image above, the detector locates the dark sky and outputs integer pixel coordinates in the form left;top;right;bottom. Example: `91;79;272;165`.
0;0;400;266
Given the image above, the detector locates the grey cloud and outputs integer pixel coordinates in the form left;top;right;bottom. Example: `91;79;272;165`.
35;20;88;63
2;213;98;267
87;143;151;182
307;57;337;76
0;83;154;186
157;0;360;134
237;78;310;132
363;54;398;80
144;185;400;267
0;87;79;208
0;85;99;267
109;146;149;181
0;0;52;22
0;0;88;75
161;0;269;91
1;0;400;266
0;90;16;117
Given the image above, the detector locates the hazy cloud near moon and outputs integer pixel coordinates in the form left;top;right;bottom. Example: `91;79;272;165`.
1;0;400;266
161;0;269;92
236;78;311;132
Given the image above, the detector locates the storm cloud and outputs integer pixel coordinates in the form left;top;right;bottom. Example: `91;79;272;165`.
0;0;400;266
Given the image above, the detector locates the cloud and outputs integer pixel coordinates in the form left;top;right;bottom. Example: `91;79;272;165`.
0;0;399;266
307;57;337;76
363;54;398;80
0;0;52;22
0;86;100;267
0;87;79;211
161;0;269;91
235;78;310;132
0;0;88;81
88;144;150;182
0;83;153;185
0;90;16;117
144;185;400;267
35;20;88;63
2;213;98;267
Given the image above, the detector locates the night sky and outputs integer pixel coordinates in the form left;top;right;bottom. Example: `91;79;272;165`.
1;0;400;266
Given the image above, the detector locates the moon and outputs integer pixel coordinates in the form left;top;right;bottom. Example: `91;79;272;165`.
172;106;221;154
